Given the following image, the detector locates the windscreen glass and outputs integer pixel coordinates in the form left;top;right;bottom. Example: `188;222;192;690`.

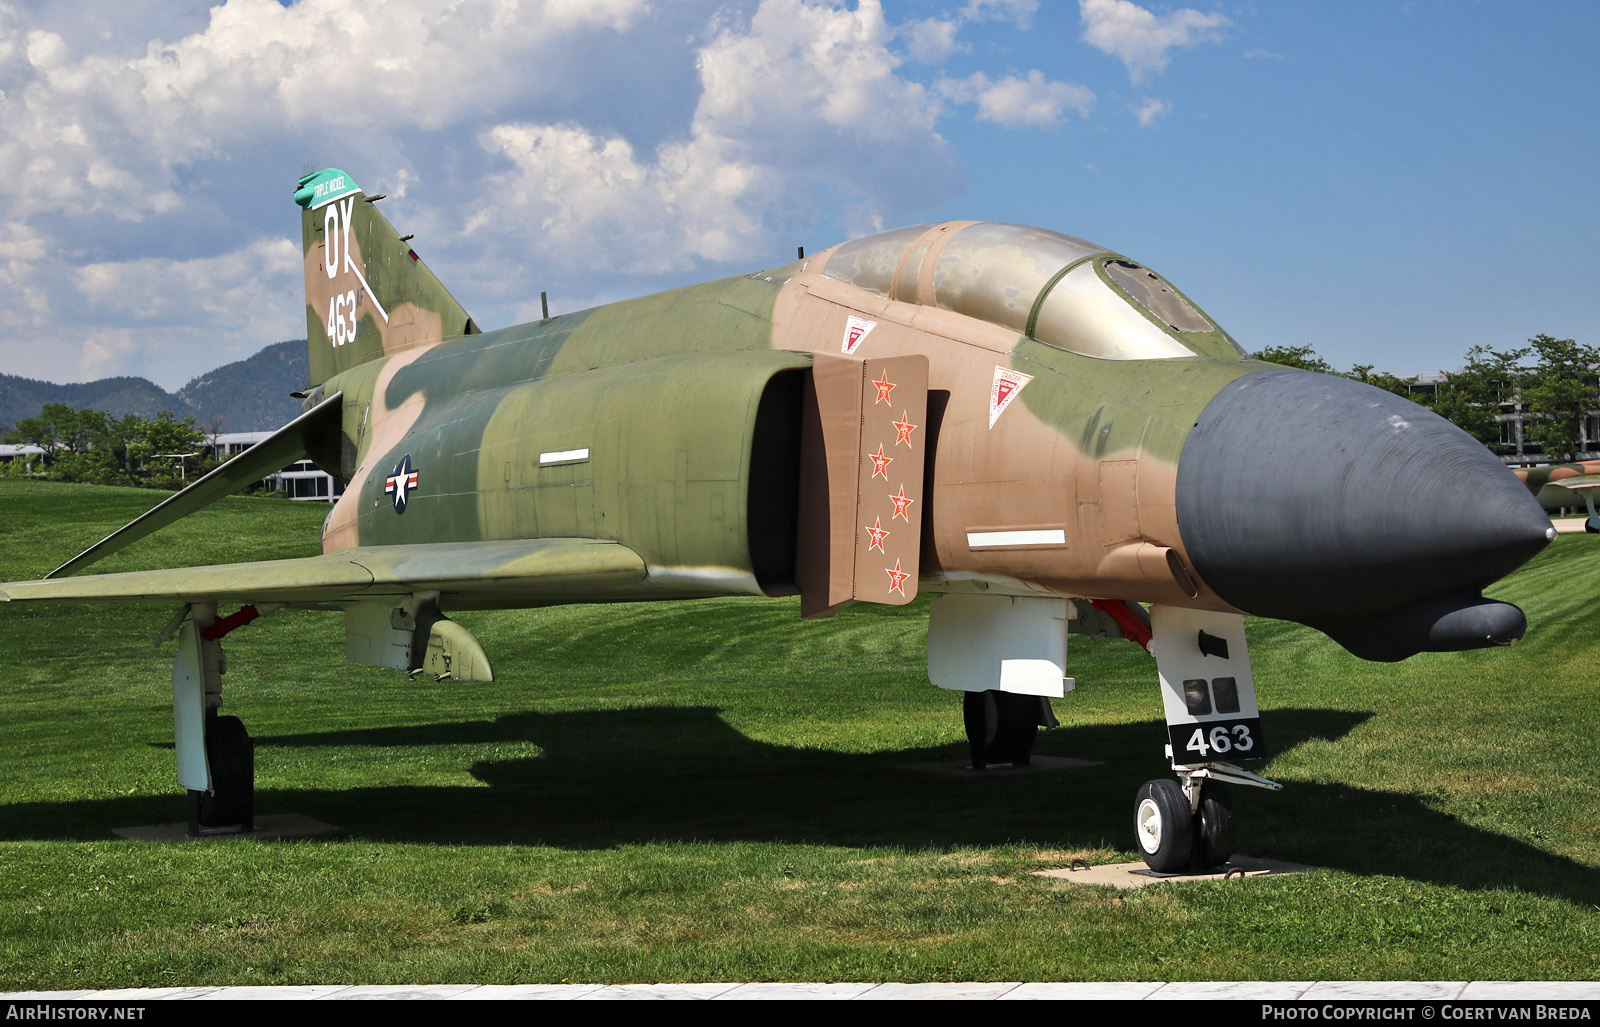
1031;263;1196;360
1103;260;1216;333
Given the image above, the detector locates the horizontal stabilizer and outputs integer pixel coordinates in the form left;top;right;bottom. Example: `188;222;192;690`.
6;538;645;608
46;392;344;579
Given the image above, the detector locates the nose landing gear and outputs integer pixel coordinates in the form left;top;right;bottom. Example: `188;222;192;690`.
1137;605;1286;873
1134;763;1278;873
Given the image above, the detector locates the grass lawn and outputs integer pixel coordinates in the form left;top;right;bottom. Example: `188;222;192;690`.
0;478;1597;987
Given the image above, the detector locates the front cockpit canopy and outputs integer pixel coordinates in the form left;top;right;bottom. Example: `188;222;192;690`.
819;222;1243;361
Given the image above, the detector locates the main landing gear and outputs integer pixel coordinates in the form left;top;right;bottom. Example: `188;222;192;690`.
167;602;270;837
191;713;255;835
962;689;1058;769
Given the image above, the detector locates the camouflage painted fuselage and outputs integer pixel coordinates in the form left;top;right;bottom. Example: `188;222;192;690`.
308;224;1256;613
298;171;1552;642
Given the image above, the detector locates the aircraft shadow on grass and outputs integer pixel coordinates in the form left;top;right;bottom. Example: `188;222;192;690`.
3;704;1597;905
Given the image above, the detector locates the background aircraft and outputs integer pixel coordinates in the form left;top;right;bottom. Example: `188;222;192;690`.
0;169;1555;873
1516;460;1600;533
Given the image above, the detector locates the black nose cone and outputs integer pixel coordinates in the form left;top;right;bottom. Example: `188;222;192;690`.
1176;368;1553;628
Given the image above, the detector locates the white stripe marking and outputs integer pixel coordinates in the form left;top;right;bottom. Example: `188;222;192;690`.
966;529;1066;548
540;448;590;465
339;196;389;324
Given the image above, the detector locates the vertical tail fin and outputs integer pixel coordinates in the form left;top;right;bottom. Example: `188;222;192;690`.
295;169;478;387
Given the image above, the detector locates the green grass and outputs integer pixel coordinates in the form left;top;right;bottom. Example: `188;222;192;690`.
1;477;1598;987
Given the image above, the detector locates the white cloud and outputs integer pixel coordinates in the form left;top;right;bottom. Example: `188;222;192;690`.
903;17;966;64
695;0;939;149
1079;0;1229;84
0;235;303;387
469;123;765;274
1133;97;1170;126
0;219;51;331
939;70;1095;128
0;0;650;221
0;0;1076;388
75;236;300;325
961;0;1038;29
467;0;955;278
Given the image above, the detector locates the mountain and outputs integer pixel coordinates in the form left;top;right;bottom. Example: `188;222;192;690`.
0;375;185;426
176;341;308;433
0;341;309;433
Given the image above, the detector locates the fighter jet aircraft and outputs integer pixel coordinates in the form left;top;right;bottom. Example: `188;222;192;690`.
0;169;1556;872
1516;460;1600;532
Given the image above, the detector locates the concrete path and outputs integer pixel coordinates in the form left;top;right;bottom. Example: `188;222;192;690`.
7;982;1600;1000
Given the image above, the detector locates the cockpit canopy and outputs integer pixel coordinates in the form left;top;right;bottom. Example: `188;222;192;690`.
819;221;1243;361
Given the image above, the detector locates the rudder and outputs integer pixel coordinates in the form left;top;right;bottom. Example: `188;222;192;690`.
295;168;478;387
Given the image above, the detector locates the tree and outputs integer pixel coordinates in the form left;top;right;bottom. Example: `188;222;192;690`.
119;412;207;488
1344;364;1418;399
3;406;206;489
1250;344;1334;374
1520;334;1600;463
1251;345;1425;405
1420;346;1529;456
7;404;107;455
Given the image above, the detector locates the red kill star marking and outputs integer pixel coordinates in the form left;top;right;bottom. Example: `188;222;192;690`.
888;484;915;521
868;443;893;480
891;411;917;447
871;370;896;405
864;516;890;553
886;559;910;597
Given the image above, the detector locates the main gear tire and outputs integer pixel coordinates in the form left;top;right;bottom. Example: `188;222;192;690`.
963;690;1044;768
198;715;254;828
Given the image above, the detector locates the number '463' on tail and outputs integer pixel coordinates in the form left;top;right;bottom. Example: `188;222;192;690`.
294;169;479;388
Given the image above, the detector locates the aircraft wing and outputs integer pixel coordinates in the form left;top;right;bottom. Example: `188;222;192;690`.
1555;474;1600;492
0;538;647;609
46;391;345;579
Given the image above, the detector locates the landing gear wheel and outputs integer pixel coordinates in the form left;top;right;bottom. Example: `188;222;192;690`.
963;690;1044;768
1193;780;1236;869
1586;519;1598;534
1134;778;1192;872
198;715;254;828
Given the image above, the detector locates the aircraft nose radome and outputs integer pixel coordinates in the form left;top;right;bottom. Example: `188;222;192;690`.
1175;367;1553;628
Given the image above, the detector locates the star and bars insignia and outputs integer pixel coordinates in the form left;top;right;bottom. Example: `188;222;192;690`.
384;454;420;513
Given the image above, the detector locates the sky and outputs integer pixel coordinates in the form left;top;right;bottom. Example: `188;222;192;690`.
1;0;1595;391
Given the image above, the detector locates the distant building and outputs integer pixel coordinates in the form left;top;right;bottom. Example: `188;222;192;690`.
0;443;46;465
1406;372;1600;466
210;432;344;502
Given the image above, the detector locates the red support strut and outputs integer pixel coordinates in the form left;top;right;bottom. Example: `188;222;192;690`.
1090;599;1153;653
201;604;262;641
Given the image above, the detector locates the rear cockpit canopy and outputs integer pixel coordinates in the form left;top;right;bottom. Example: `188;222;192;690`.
819;221;1243;361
